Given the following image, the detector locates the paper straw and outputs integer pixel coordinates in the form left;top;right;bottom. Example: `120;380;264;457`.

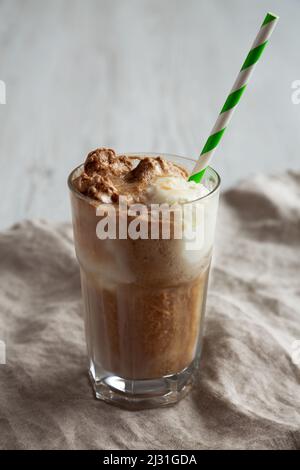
189;12;279;183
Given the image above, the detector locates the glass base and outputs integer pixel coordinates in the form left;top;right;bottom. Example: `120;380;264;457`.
89;361;197;410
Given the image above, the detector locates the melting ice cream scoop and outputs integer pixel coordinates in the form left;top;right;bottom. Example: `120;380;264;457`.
145;176;209;204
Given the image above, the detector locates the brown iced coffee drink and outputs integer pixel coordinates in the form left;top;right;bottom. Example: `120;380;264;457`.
68;148;220;409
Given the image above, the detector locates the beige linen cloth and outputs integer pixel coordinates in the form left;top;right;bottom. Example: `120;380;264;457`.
0;171;300;450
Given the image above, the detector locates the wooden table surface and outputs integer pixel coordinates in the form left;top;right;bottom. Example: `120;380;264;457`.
0;0;299;229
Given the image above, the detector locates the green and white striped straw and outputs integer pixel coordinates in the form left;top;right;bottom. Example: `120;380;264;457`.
189;12;279;183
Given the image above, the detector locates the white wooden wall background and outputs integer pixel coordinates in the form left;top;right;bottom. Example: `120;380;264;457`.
0;0;299;229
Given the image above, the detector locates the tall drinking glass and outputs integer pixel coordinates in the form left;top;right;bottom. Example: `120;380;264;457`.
68;154;220;409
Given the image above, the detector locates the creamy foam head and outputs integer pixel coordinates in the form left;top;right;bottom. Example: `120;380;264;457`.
73;148;189;204
145;176;209;204
70;149;219;287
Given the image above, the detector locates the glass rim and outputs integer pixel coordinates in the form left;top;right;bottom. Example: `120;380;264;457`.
68;152;221;205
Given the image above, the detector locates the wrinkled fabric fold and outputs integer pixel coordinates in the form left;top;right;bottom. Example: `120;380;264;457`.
0;171;300;449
